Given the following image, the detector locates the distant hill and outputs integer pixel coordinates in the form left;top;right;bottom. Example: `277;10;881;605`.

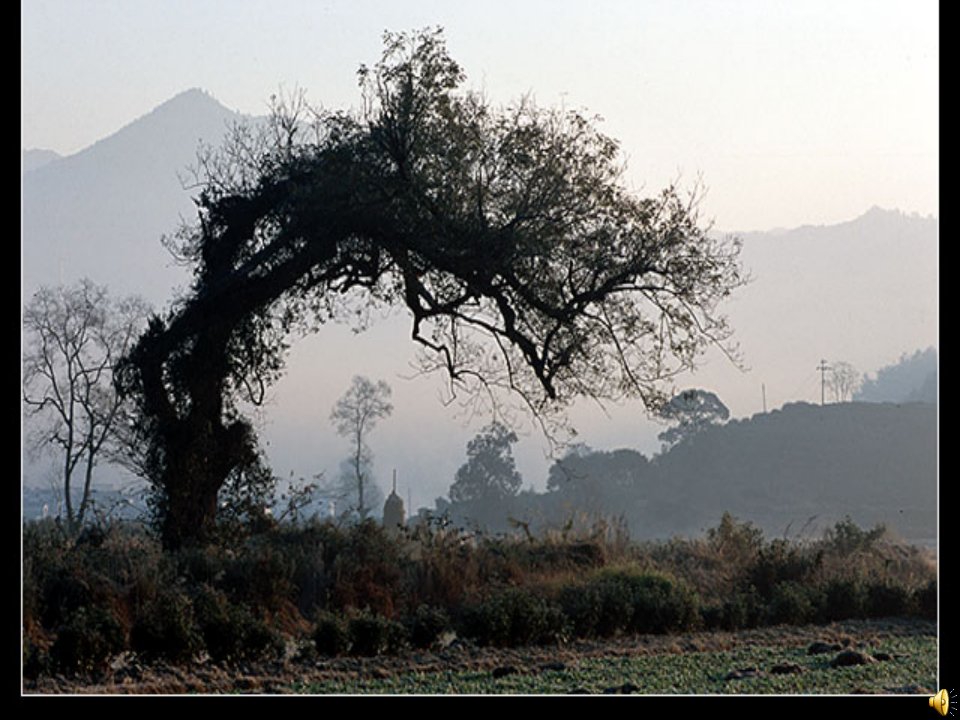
464;400;936;546
639;401;936;543
22;148;61;173
22;88;250;304
705;206;938;419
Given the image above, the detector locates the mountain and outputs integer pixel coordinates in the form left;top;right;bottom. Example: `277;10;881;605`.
22;148;61;173
22;88;249;304
691;206;938;419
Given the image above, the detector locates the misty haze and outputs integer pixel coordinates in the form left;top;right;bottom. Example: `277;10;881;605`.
22;6;937;697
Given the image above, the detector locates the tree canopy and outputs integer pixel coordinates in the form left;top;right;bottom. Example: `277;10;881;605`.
656;388;730;447
118;28;745;548
449;422;523;504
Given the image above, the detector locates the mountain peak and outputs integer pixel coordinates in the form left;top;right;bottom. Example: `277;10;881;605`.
155;87;226;112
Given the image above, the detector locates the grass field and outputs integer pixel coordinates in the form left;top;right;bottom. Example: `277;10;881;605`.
289;629;936;694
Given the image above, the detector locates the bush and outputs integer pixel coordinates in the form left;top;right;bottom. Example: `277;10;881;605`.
865;582;912;618
405;605;452;649
348;611;408;656
560;568;699;638
821;579;867;621
822;516;886;556
40;572;94;628
558;582;604;637
130;588;202;663
192;585;284;663
220;540;294;612
23;637;50;681
50;606;126;674
914;580;937;620
767;581;819;625
313;612;351;656
718;589;763;630
461;588;567;647
748;540;817;599
623;572;700;634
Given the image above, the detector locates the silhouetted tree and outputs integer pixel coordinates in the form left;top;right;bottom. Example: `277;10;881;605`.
22;280;150;533
329;376;392;518
656;388;729;448
827;361;860;403
449;422;523;503
117;28;745;548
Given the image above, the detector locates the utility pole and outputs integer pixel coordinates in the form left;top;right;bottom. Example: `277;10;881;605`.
762;383;767;413
817;359;830;406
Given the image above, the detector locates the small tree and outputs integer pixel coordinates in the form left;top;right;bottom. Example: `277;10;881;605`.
828;361;860;403
449;422;523;504
329;376;393;518
22;280;151;532
656;388;729;448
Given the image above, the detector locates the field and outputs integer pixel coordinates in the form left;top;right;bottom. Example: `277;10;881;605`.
25;617;935;695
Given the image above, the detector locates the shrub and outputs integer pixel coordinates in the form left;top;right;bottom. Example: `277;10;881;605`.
22;637;50;681
820;579;867;621
40;572;93;628
865;582;912;618
461;588;567;647
561;568;699;638
313;612;351;656
130;588;202;662
767;581;818;625
405;605;452;649
558;582;603;637
348;611;407;656
718;589;763;630
221;540;294;612
748;540;817;599
822;516;886;556
192;585;284;663
623;572;700;634
50;606;126;674
914;580;937;620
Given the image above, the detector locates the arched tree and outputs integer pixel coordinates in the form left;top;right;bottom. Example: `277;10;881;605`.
449;422;523;504
117;28;745;549
656;388;730;448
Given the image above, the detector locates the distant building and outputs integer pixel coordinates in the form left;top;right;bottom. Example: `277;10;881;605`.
383;471;405;534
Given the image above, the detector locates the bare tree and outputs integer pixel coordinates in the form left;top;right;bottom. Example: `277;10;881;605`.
828;361;861;403
329;376;393;518
22;280;151;532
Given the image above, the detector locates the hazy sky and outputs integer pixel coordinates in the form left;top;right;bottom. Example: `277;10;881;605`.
22;0;937;231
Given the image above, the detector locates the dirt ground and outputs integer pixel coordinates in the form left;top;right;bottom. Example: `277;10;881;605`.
22;617;935;695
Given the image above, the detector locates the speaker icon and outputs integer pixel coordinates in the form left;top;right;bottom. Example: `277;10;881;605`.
930;689;951;717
